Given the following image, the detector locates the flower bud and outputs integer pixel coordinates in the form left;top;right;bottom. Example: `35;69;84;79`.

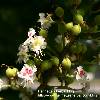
65;22;73;30
39;29;47;38
70;43;83;54
74;14;83;24
41;60;52;71
71;24;81;35
62;58;71;69
51;56;59;66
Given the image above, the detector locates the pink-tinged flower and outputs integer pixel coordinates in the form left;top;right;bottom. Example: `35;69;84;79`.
23;28;36;46
28;28;36;37
17;64;37;87
75;66;87;80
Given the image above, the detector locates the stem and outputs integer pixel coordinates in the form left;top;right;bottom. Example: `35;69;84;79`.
47;46;59;57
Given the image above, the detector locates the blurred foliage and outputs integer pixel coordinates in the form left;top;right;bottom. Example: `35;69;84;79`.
0;0;99;67
0;0;100;100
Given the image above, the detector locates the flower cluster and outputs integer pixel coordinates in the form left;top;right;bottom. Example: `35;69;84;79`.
17;28;47;63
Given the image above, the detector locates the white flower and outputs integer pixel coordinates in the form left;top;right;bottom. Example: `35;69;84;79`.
0;79;3;90
76;66;87;80
38;13;54;29
17;51;29;63
28;28;36;37
38;13;46;25
0;78;10;91
65;37;70;46
23;28;36;46
86;40;93;44
39;13;45;18
23;37;34;46
18;44;28;52
18;44;29;63
29;36;47;55
17;64;37;87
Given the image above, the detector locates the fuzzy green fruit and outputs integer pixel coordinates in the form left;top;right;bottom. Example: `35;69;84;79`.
70;43;83;54
70;44;77;54
51;56;59;66
77;9;85;16
55;7;64;17
76;42;83;54
62;58;71;69
71;24;81;35
94;15;100;25
81;44;87;54
65;22;73;30
39;29;47;38
74;14;83;24
41;60;52;71
6;67;18;78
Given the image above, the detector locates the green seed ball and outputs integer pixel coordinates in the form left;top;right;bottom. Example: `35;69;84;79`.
71;25;81;35
51;56;59;66
62;58;71;69
39;29;47;38
41;60;52;71
76;43;83;54
70;44;77;53
65;22;73;30
77;9;85;16
81;44;87;54
6;67;18;78
94;15;100;25
55;7;64;17
70;43;83;54
74;14;83;24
